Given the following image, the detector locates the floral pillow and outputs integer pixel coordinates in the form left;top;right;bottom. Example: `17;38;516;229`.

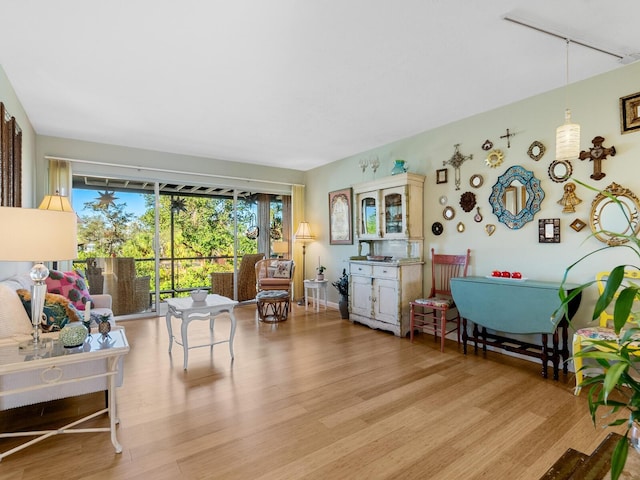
45;270;93;311
272;261;292;278
17;289;81;332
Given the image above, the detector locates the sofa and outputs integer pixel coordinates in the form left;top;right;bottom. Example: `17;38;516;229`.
0;272;122;410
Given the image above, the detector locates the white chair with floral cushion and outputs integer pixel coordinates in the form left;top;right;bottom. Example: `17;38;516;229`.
572;269;640;395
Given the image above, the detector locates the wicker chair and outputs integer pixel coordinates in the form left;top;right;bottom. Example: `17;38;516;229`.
210;253;264;301
255;259;295;303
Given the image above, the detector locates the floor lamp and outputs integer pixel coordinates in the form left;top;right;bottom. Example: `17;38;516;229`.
294;221;314;305
0;207;77;350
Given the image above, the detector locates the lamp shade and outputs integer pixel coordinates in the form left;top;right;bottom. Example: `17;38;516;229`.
38;193;74;212
555;109;581;161
294;222;314;241
272;241;289;254
0;207;77;261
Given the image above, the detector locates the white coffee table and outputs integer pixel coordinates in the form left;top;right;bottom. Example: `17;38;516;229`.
165;294;238;370
303;279;328;312
0;330;130;461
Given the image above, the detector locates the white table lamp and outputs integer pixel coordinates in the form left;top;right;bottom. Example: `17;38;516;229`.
0;207;77;349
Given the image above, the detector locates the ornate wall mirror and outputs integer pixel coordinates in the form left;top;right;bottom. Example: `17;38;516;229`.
489;165;545;230
590;182;640;245
443;206;456;220
469;174;483;188
548;160;573;183
527;141;546;161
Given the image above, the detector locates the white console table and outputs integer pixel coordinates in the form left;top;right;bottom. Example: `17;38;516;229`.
0;330;130;461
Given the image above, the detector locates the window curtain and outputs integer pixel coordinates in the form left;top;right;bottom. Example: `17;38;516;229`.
45;158;72;198
292;184;305;301
257;193;270;256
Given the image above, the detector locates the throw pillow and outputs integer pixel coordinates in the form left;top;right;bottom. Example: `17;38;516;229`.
16;289;81;332
45;270;93;311
272;261;292;278
0;284;33;338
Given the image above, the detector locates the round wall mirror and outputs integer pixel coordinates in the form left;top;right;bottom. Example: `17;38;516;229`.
590;182;640;245
548;160;573;183
470;174;483;188
443;206;456;220
488;165;545;230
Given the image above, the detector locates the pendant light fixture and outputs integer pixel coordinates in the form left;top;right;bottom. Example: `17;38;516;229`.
555;39;580;162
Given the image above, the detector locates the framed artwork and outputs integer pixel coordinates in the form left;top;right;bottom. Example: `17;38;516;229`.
329;188;352;245
0;102;22;207
539;218;560;243
620;91;640;134
436;168;448;184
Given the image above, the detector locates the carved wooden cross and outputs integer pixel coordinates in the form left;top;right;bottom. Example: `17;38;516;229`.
443;144;473;190
579;136;616;180
500;128;516;148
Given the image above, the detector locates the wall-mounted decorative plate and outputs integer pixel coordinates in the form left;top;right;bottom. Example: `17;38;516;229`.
432;222;444;235
439;195;448;205
485;149;504;168
474;207;483;223
527;140;546;161
459;191;476;212
481;139;493;151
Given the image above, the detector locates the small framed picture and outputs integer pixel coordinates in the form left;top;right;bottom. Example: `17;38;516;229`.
570;218;587;232
539;218;560;243
436;168;448;184
620;91;640;134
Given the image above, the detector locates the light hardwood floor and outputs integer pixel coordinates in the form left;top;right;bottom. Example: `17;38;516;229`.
0;304;622;479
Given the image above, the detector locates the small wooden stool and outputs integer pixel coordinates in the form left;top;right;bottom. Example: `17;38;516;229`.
256;290;290;323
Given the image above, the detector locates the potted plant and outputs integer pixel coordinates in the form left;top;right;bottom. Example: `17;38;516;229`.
332;269;349;319
316;265;326;281
558;180;640;479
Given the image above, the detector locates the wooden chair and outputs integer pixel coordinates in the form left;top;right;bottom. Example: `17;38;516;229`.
572;269;640;395
255;259;295;304
409;248;470;351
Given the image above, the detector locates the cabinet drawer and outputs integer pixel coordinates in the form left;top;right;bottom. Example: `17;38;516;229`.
350;263;372;276
373;265;398;279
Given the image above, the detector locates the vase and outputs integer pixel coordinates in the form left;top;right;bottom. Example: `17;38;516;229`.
316;274;324;281
391;159;407;175
338;295;349;319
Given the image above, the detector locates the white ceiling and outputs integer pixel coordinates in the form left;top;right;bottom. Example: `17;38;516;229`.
1;1;638;171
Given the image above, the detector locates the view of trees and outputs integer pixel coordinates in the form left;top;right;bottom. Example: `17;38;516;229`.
75;191;275;299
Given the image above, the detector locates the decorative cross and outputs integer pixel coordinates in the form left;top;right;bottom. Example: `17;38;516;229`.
443;144;473;190
579;136;616;180
500;128;516;148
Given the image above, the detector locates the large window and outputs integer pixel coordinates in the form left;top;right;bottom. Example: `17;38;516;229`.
72;175;289;317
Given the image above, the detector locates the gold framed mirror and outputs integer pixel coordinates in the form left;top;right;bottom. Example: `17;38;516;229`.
590;182;640;245
443;206;456;220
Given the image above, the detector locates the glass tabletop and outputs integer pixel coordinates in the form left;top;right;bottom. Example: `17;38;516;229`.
0;330;128;368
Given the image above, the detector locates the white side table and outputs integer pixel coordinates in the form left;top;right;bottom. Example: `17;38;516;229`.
165;294;238;370
303;279;328;312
